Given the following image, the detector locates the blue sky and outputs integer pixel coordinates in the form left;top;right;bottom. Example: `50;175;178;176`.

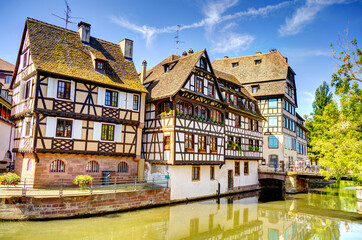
1;0;361;116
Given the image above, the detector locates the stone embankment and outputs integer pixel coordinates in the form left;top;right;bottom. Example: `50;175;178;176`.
0;188;170;220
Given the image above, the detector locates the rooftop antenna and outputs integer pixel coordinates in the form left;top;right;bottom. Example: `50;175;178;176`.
175;25;184;55
52;0;81;41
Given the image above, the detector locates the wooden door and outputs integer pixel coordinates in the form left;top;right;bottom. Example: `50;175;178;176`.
228;170;233;190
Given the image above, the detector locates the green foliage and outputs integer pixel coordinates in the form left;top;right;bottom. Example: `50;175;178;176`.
312;81;333;116
73;175;93;189
0;173;21;186
249;146;254;151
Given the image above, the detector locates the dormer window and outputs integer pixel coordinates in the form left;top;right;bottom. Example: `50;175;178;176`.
254;59;261;65
95;60;105;71
252;85;259;93
232;62;239;68
163;62;177;72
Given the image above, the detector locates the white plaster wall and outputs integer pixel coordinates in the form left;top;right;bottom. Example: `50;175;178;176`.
170;161;258;200
0;122;13;159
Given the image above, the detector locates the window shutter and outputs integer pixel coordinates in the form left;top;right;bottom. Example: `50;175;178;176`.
19;81;25;100
118;91;127;109
97;87;105;105
126;93;133;110
115;124;122;142
47;78;55;98
93;122;101;141
70;81;75;101
45;117;56;137
73;120;82;139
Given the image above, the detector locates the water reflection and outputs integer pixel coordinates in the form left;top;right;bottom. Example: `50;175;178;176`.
0;181;361;240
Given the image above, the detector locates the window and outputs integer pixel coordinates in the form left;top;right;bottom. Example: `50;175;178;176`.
252;86;258;93
196;78;203;93
25;121;31;136
185;134;194;151
95;60;105;71
210;137;217;153
225;92;230;103
86;161;99;173
200;57;207;70
210;166;215;180
22;52;28;68
57;80;71;100
227;136;234;149
268;116;278;127
105;90;118;107
118;162;129;172
176;101;193;116
164;135;171;150
211;109;222;122
244;162;249;175
249;139;254;149
198;135;206;153
195;105;209;119
235;137;241;147
269;136;278;148
269;99;277;109
56;119;72;138
192;166;200;180
248;118;254;131
50;160;65;172
5;76;11;85
232;62;239;68
157;101;172;115
133;95;139;110
208;82;215;97
24;80;31;99
270;155;278;165
235;162;240;176
27;159;32;171
235;115;240;128
190;218;199;234
254;59;261;65
101;124;114;141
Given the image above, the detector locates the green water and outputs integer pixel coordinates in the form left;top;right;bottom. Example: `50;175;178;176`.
0;181;361;240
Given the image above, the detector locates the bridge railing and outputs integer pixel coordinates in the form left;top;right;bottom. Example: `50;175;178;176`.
259;163;322;174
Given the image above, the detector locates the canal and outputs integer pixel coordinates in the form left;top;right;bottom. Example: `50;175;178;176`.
0;181;361;239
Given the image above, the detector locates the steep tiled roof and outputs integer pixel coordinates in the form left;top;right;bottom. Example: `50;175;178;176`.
144;49;205;100
213;69;256;101
26;18;147;93
0;58;14;72
243;81;286;97
212;51;290;84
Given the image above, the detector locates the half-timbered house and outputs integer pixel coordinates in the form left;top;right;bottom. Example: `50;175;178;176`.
10;18;147;186
141;49;263;200
213;50;306;171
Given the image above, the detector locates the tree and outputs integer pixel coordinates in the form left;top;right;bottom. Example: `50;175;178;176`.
312;81;333;116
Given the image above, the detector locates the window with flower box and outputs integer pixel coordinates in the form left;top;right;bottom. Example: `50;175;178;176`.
198;135;206;153
210;137;217;153
185;134;194;152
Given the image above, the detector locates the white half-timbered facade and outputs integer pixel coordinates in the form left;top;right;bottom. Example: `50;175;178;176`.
141;49;263;200
10;18;147;186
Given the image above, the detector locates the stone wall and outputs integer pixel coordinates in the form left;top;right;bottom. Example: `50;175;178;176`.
0;188;170;220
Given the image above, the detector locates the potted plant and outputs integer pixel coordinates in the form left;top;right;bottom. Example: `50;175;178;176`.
74;175;93;190
236;145;242;154
0;173;20;187
255;146;260;152
249;146;254;151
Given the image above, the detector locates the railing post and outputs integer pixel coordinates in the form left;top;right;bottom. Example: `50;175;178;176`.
134;178;137;191
22;178;26;197
90;182;93;195
59;179;63;197
114;176;117;193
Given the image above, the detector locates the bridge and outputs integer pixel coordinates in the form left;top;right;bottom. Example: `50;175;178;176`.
258;164;341;193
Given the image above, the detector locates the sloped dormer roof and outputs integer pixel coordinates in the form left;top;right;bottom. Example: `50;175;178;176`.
18;18;147;93
0;58;14;72
212;51;292;84
143;49;205;101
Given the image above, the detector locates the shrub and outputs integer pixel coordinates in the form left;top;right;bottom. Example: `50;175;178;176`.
0;173;21;186
74;175;93;189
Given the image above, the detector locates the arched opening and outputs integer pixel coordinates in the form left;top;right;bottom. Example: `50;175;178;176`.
86;161;99;173
195;105;209;120
157;100;173;116
176;100;193;116
118;162;129;173
50;159;65;173
211;109;223;123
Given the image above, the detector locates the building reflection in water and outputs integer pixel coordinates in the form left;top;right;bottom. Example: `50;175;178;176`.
1;186;360;240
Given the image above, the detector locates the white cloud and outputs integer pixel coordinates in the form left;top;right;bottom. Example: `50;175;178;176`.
279;0;356;36
210;33;255;53
110;0;290;46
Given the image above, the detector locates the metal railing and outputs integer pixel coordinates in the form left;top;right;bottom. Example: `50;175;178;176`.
259;163;322;174
0;175;170;197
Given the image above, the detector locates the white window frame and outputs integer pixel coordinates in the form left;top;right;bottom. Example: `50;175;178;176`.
268;116;278;127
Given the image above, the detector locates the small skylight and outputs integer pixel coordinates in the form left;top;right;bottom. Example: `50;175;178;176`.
254;60;261;65
232;62;239;68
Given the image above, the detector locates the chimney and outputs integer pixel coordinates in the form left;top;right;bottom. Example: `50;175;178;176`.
78;21;91;44
284;57;288;63
140;60;147;84
119;38;133;61
188;48;194;54
182;51;187;57
256;52;262;54
224;56;229;58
